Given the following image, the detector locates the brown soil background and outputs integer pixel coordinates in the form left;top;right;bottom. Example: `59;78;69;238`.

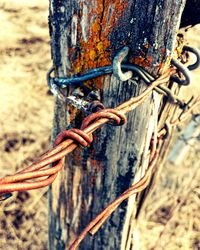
0;1;199;249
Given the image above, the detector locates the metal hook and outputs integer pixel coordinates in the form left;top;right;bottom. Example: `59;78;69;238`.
183;45;200;71
113;47;133;81
46;66;54;88
171;58;191;86
47;67;65;101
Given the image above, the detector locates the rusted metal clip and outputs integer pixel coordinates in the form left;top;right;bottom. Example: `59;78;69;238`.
47;49;193;113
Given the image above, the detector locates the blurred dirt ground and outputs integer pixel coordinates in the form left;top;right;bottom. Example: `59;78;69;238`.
0;1;199;250
0;1;51;249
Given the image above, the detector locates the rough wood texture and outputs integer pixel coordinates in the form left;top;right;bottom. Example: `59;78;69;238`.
48;1;185;249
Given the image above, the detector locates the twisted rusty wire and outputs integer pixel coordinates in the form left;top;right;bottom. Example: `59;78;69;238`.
68;150;159;250
68;86;200;250
0;66;199;249
0;69;171;194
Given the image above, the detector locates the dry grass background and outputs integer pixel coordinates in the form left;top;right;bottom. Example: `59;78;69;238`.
0;1;51;249
0;1;199;249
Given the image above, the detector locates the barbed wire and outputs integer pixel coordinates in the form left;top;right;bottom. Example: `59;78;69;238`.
0;45;200;250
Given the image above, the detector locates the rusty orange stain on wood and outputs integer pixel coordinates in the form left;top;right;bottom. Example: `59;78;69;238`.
71;0;128;89
133;56;153;68
157;47;169;73
132;45;168;72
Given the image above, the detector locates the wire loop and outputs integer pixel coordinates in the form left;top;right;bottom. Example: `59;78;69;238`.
54;128;93;147
81;109;127;130
182;45;200;71
171;58;191;85
113;46;133;81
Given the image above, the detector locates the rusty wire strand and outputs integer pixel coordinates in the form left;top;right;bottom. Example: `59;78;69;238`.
0;46;200;248
0;66;199;249
68;152;158;250
0;69;174;192
68;93;200;250
0;69;171;192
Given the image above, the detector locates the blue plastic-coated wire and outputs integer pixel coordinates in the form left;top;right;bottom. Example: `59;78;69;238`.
51;64;153;88
48;45;199;95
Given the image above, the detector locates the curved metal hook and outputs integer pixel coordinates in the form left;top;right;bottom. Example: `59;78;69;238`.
47;67;65;101
171;58;191;86
113;47;133;81
183;45;200;71
46;66;55;87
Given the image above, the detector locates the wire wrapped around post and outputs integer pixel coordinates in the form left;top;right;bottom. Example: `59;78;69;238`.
0;46;200;249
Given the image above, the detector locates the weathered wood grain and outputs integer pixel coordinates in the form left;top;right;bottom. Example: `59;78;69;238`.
48;1;186;249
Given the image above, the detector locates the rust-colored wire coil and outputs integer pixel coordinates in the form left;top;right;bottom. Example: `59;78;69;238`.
0;67;200;250
0;69;171;194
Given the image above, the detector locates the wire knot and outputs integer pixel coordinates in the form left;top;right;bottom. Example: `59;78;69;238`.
55;128;93;147
81;109;127;130
87;100;106;113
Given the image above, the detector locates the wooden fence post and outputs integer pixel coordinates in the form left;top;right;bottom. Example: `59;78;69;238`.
48;1;186;249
